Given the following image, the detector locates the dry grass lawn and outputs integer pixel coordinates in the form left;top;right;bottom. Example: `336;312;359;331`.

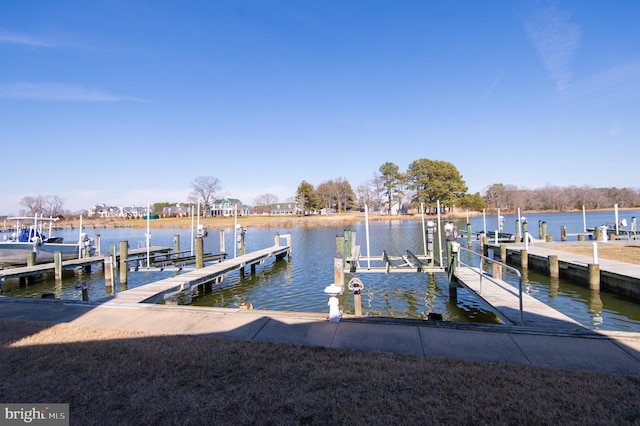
2;319;640;425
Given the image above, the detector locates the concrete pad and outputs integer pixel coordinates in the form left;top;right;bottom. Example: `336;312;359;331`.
331;321;424;355
252;316;337;348
186;313;271;341
420;327;530;365
612;338;640;363
70;306;151;330
510;334;640;375
0;300;91;323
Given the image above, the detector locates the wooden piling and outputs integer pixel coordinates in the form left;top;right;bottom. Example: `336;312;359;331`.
196;237;204;269
548;255;559;278
104;254;114;289
500;244;507;262
219;230;225;253
589;264;600;291
354;292;362;316
578;234;585;242
467;223;473;247
546;235;553;243
540;221;547;240
336;235;345;266
95;234;101;256
515;220;521;243
173;235;180;259
520;249;528;269
54;251;62;281
119;241;128;287
334;254;344;288
561;226;567;241
492;262;502;280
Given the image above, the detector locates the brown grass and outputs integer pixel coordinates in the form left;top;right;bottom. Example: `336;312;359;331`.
2;319;639;425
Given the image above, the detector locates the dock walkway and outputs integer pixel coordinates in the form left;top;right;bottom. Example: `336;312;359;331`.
103;244;291;305
454;267;585;332
0;246;171;281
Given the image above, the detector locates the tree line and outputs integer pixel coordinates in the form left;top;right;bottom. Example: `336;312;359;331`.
14;163;640;218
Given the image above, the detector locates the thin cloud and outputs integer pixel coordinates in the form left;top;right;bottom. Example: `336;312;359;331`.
0;82;150;103
525;3;581;93
0;30;53;48
481;70;504;100
565;60;640;104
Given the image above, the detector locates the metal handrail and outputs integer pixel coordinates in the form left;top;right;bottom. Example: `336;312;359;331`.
454;246;523;325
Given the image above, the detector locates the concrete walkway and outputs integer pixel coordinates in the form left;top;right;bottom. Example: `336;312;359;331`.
2;297;640;376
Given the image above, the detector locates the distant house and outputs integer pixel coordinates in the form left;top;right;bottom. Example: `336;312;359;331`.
162;204;191;218
122;206;147;218
271;202;300;216
89;203;121;218
210;198;249;217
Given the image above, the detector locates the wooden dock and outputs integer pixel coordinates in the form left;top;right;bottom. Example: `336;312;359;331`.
103;243;291;305
453;266;584;330
485;241;640;300
0;246;172;281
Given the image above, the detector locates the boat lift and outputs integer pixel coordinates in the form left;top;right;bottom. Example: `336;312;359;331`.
346;201;447;274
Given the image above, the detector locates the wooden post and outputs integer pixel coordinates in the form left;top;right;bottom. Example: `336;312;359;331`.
336;235;345;266
578;234;585;242
588;264;600;291
334;254;344;289
54;251;62;281
81;282;89;301
548;255;559;278
95;234;101;256
500;244;507;262
173;234;180;259
354;292;362;316
104;254;114;290
467;223;473;247
196;236;204;269
520;249;528;270
27;251;36;267
274;233;280;246
561;226;566;241
219;230;225;253
546;235;553;243
515;220;521;243
344;230;352;266
492;262;502;280
540;221;547;240
119;241;128;287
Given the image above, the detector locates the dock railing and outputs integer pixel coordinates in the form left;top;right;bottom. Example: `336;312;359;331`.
455;246;524;325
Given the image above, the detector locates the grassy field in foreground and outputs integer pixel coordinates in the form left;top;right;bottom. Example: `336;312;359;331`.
2;319;640;425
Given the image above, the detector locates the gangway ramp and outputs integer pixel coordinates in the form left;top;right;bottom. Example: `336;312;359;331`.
454;266;585;331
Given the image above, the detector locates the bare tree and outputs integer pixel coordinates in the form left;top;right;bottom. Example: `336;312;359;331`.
253;193;278;215
189;176;221;217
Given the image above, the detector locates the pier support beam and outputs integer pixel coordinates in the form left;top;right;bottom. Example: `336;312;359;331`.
520;249;528;270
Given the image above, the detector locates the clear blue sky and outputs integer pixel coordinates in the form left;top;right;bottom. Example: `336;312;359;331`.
1;1;639;214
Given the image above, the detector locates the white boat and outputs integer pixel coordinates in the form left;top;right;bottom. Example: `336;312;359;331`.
0;215;95;266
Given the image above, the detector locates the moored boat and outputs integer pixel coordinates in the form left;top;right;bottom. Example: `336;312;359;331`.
0;215;95;266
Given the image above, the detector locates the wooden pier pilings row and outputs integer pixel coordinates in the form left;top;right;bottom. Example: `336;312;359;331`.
484;242;640;301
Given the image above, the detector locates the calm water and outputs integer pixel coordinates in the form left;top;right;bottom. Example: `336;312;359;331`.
2;210;640;332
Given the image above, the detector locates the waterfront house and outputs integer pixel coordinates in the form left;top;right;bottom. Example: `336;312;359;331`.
210;198;249;217
271;202;300;216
